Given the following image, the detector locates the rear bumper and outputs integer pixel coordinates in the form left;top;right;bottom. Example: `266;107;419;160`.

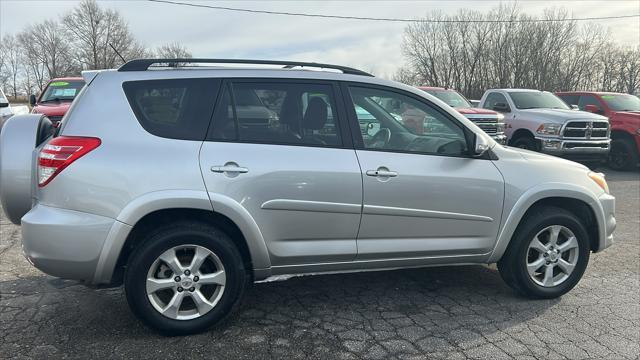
21;204;115;283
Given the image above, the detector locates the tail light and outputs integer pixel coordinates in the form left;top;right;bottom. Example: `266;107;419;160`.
38;136;101;187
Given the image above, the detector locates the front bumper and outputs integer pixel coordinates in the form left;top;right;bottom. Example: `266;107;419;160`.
536;137;610;161
21;204;115;282
492;134;507;145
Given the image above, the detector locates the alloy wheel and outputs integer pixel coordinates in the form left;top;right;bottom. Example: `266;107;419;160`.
146;245;226;320
526;225;579;287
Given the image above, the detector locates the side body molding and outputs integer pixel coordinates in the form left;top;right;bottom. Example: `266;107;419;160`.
488;183;605;263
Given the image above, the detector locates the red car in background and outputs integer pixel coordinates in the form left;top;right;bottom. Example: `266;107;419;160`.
30;77;85;124
418;86;506;144
556;91;640;171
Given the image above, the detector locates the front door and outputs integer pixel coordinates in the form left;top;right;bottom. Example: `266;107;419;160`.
199;80;362;266
344;84;504;260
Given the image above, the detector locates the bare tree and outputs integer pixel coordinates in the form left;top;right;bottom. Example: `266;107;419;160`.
63;0;143;69
401;5;640;97
154;42;192;59
2;34;22;97
19;20;78;79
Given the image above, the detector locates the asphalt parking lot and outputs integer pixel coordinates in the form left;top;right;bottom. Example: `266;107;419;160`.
0;170;638;360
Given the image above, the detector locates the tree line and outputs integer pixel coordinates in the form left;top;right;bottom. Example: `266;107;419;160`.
396;4;640;99
0;0;192;98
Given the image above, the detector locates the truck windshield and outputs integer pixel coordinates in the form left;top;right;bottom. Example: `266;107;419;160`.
509;92;569;110
423;90;471;108
600;94;640;112
40;80;85;103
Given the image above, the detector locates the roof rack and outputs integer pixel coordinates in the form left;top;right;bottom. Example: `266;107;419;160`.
118;58;374;77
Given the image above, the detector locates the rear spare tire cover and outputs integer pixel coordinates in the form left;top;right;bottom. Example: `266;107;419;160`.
0;114;51;224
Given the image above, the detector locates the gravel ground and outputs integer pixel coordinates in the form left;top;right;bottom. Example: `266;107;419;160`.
0;170;638;360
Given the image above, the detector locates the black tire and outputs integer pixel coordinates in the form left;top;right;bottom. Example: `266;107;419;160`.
498;206;590;299
511;136;538;151
125;221;247;335
608;137;639;171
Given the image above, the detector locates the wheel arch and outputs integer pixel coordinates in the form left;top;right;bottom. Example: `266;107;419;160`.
93;191;271;285
488;185;604;263
508;128;535;145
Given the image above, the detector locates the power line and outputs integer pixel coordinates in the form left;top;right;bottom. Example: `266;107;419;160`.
148;0;640;23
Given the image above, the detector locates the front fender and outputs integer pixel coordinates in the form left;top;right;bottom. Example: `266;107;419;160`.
488;183;605;263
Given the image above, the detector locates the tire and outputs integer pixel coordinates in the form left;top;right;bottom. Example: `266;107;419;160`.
125;221;247;335
608;137;639;171
498;206;590;299
511;136;538;151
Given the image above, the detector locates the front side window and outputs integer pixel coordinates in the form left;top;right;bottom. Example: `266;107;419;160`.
599;94;640;112
423;89;471;108
210;82;342;147
123;78;220;140
348;86;468;157
40;80;85;103
482;92;509;111
509;91;569;110
557;94;579;107
577;95;603;111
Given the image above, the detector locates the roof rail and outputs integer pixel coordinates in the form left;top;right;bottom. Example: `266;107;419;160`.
117;58;374;77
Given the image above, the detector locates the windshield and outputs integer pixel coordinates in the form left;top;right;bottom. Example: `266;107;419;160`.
509;91;569;110
600;94;640;111
39;80;85;103
423;89;471;108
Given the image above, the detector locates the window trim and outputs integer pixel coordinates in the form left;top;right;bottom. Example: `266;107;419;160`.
340;81;476;159
204;78;353;150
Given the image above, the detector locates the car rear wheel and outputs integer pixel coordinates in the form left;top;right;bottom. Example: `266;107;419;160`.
608;137;639;171
125;221;247;335
498;206;590;299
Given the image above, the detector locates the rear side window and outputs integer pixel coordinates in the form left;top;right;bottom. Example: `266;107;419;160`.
209;81;342;147
123;78;221;140
558;94;579;106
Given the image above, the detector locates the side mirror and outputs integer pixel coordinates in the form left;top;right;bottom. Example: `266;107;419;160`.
474;134;491;157
584;104;602;114
29;94;37;106
0;102;8;108
493;102;510;113
570;104;579;110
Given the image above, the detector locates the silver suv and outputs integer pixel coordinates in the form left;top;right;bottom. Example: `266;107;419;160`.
0;59;616;335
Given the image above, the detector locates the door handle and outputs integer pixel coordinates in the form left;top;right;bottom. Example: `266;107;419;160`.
211;164;249;174
366;168;398;177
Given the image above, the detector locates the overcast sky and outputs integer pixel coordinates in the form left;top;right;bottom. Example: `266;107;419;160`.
1;0;639;77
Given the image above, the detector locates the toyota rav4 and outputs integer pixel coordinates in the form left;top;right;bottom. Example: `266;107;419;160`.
0;59;616;335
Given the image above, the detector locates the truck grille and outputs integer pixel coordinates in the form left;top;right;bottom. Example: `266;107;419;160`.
468;118;502;135
562;121;609;139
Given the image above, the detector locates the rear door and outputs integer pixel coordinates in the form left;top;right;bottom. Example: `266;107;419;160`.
343;84;504;260
199;79;362;266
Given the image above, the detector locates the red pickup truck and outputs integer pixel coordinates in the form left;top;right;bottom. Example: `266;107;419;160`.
418;86;506;144
556;91;640;171
30;77;85;124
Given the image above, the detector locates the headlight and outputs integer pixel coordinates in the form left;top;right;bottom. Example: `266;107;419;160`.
536;123;562;136
588;171;609;194
496;113;504;122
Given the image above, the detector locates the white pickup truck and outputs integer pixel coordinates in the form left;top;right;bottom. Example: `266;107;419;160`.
478;89;610;164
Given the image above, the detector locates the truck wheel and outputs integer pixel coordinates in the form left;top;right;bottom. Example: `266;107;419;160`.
608;137;639;171
511;136;537;151
498;206;590;299
125;221;247;335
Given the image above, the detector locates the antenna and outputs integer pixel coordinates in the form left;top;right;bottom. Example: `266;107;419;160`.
110;43;126;63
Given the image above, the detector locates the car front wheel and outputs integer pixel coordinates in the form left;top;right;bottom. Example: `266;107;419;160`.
498;206;590;299
125;221;247;335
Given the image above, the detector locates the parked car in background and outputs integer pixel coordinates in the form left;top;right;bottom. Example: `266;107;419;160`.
419;87;506;143
0;59;615;335
556;91;640;171
479;89;610;165
30;77;85;125
0;88;12;127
